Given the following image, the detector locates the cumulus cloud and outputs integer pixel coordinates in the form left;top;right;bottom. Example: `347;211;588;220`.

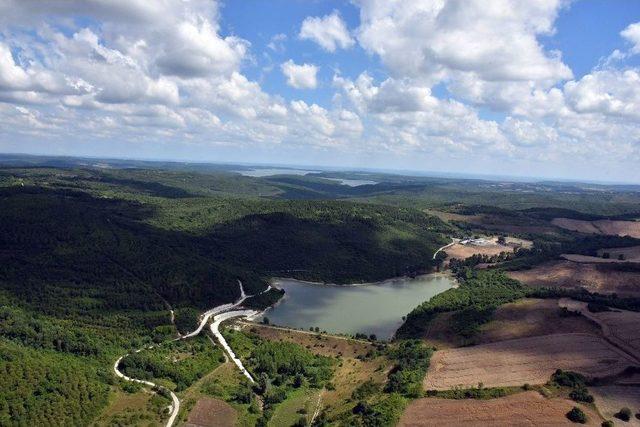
281;60;319;89
564;69;640;121
355;0;573;109
621;22;640;55
2;0;640;181
299;11;354;52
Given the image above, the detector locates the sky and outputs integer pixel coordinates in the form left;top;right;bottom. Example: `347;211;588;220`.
1;1;640;183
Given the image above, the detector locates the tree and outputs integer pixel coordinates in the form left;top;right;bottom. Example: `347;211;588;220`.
566;407;587;424
615;407;632;421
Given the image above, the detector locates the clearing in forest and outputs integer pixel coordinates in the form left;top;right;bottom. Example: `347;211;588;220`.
424;333;636;390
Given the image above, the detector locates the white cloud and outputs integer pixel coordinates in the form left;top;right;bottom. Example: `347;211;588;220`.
621;22;640;55
356;0;573;102
564;69;640;121
299;11;354;52
267;33;287;53
280;60;318;89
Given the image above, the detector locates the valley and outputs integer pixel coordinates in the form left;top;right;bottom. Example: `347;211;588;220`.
2;156;640;426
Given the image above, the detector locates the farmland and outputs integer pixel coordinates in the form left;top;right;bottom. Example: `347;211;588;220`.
507;260;640;296
399;391;602;426
424;333;636;390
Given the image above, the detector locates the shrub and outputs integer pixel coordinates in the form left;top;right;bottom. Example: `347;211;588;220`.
615;407;632;421
602;421;614;427
552;369;587;388
566;407;587;424
570;386;594;403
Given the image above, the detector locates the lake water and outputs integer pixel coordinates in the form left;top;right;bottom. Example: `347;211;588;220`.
324;178;378;187
259;274;455;340
237;168;317;177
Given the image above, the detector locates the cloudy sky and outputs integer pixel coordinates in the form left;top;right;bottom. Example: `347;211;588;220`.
1;1;640;182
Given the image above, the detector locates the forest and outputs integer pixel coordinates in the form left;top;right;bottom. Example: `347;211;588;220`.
0;164;448;425
3;158;640;425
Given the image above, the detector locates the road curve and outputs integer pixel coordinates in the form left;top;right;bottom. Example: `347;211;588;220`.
210;309;259;383
113;281;271;426
432;238;457;260
113;353;180;427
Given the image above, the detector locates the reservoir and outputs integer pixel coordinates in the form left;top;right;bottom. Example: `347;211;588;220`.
259;274;455;340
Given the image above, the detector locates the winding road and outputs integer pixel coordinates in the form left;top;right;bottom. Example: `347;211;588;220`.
432;238;457;260
113;282;270;427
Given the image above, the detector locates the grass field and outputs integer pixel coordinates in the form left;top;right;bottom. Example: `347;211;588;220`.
92;389;169;427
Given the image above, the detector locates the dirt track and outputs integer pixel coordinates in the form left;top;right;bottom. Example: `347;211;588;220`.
399;391;601;426
424;333;636;390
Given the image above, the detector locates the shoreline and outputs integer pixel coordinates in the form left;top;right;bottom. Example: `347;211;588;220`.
270;269;455;289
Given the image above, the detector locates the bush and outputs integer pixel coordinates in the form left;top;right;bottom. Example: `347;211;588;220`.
551;370;587;388
569;386;594;403
615;407;632;421
566;407;587;423
602;421;614;427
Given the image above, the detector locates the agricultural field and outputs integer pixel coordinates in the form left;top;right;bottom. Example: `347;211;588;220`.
398;391;602;426
418;298;598;348
476;299;600;344
552;218;640;238
424;333;636;390
559;299;640;361
507;260;640;296
183;397;236;427
590;386;640;426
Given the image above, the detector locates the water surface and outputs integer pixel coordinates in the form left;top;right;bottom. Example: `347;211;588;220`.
324;178;378;187
260;274;455;340
238;168;317;177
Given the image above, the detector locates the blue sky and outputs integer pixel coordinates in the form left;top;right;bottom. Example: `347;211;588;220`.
1;0;640;182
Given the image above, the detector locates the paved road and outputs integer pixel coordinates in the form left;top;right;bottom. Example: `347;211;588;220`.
210;309;259;383
113;281;272;426
113;352;180;427
432;238;458;260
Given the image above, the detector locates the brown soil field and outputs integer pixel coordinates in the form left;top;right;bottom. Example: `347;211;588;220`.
422;299;600;349
552;218;640;238
597;246;640;262
445;243;513;260
590;386;640;426
424;333;636;390
477;299;601;344
560;254;634;263
583;306;640;360
398;391;602;426
507;260;640;296
184;397;236;427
